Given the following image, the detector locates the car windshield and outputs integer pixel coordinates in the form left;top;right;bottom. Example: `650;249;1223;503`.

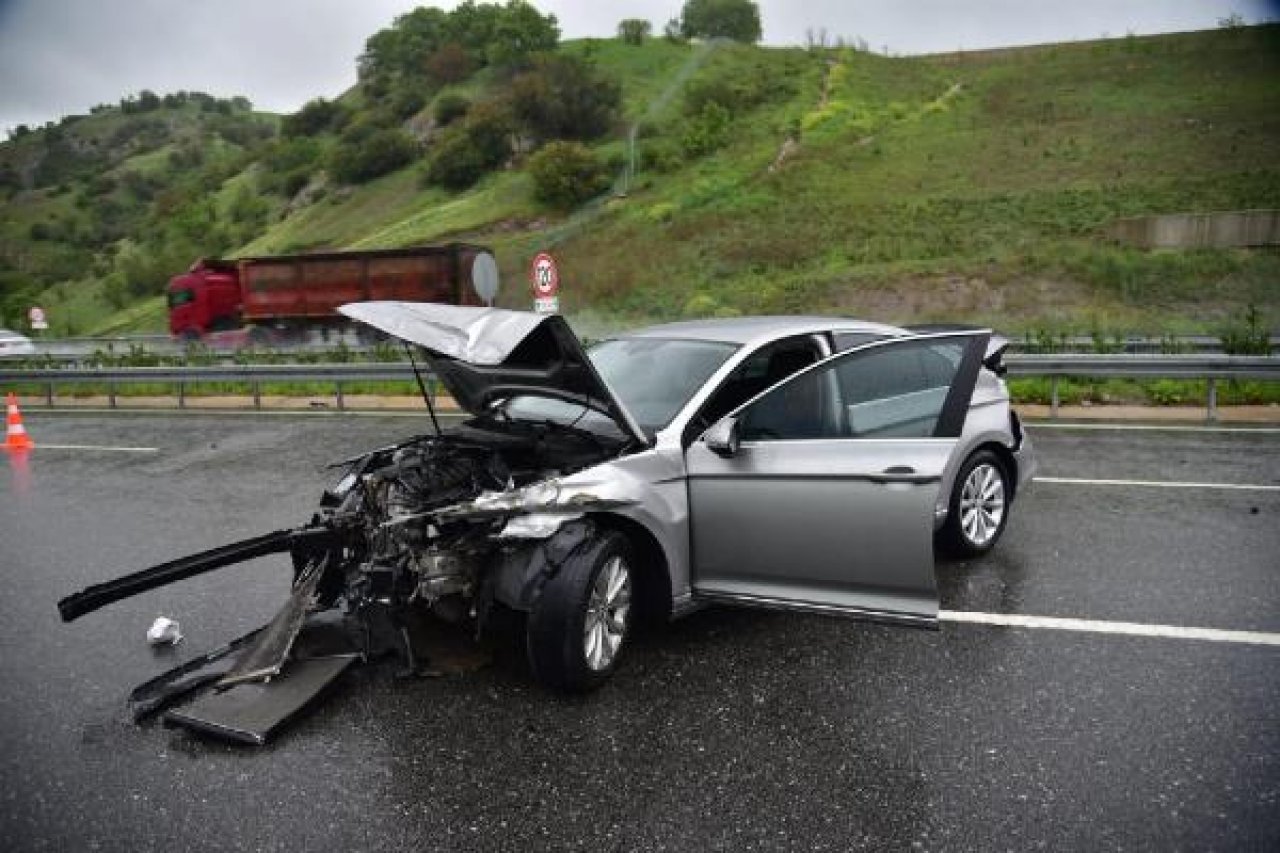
589;337;739;435
494;337;737;440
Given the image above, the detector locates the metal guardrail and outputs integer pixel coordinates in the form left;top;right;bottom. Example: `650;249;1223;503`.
20;333;1280;363
0;363;429;412
1;355;1277;420
1004;355;1278;420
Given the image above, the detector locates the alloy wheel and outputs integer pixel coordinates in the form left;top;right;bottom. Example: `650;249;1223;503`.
960;462;1006;548
583;555;631;671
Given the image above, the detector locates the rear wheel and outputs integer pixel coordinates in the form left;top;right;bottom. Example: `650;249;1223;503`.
939;450;1010;557
526;528;634;692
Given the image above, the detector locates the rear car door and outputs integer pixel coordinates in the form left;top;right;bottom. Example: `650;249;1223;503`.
685;332;990;626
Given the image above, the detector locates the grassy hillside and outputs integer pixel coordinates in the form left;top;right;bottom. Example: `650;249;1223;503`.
556;27;1280;332
2;24;1277;338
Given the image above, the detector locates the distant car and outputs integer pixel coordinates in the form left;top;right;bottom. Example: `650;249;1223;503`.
0;328;35;357
63;305;1037;710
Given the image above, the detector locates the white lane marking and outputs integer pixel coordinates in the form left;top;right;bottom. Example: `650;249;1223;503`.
1028;423;1280;435
29;444;159;453
26;408;455;419
1034;476;1280;492
940;611;1280;646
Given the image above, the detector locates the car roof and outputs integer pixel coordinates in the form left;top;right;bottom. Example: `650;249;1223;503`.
613;315;908;346
0;328;29;338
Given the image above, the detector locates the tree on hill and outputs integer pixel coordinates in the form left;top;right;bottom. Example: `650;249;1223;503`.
422;98;515;190
617;18;652;45
510;54;622;142
282;98;349;138
358;0;559;94
484;0;559;68
678;0;762;43
329;128;419;184
425;42;473;85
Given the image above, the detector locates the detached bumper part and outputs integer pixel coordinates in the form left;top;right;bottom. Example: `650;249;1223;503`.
136;614;361;744
164;655;357;746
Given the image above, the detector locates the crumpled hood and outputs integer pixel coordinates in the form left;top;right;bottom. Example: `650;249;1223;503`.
339;302;648;446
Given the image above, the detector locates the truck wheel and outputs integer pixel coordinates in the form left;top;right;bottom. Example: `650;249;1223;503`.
526;529;634;693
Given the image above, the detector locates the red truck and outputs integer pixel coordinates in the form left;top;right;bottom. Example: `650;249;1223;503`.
167;243;498;342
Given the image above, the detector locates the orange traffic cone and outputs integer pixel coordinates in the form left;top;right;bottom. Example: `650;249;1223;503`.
5;393;34;450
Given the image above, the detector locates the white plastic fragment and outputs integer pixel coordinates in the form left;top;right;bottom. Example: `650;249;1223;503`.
146;616;183;645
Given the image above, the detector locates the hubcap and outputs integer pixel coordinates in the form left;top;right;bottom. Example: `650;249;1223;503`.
583;555;631;671
959;463;1006;547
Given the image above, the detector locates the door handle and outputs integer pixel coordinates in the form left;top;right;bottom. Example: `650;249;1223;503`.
869;466;936;485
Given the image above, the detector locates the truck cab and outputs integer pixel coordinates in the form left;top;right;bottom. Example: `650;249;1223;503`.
167;259;241;339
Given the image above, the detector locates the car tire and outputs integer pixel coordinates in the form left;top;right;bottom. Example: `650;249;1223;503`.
526;528;634;693
939;449;1011;557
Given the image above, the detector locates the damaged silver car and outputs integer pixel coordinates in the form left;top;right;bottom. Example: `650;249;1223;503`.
59;304;1034;742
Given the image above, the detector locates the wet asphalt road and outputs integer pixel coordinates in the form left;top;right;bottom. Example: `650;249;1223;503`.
1;413;1277;852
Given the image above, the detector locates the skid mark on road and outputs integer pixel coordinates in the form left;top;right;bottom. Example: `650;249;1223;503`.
941;611;1280;646
1035;476;1279;491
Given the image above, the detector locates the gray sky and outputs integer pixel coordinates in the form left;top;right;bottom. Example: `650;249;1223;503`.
0;0;1275;133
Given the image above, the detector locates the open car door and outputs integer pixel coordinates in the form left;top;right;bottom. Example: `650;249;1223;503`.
685;331;990;627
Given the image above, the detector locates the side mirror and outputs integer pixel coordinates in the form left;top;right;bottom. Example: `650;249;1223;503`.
704;417;741;458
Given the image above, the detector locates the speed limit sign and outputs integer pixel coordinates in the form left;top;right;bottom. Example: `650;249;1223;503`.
530;252;559;297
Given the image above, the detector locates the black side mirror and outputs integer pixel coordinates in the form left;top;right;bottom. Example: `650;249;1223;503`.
704;416;741;458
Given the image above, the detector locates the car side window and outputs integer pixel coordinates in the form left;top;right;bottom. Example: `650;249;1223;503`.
686;336;822;440
739;338;968;441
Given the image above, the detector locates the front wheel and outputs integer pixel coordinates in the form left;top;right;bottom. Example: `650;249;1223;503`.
526;528;634;692
939;450;1010;557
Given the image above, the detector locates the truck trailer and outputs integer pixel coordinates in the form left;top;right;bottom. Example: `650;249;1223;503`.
167;243;497;342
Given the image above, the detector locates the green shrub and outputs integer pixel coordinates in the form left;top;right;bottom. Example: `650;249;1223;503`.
389;88;428;121
424;127;493;190
1147;380;1187;405
434;93;470;126
423;99;513;190
281;170;311;198
528;141;610;209
282;98;349;137
640;138;683;173
511;54;622;141
681;101;732;157
1218;304;1272;355
329;129;419;184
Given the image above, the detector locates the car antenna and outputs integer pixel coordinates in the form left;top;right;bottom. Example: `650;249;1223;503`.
404;343;442;435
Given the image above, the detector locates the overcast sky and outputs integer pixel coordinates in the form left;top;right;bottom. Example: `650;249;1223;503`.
0;0;1275;133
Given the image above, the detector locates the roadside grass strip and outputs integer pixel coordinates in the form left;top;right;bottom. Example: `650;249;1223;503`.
1034;476;1280;492
940;611;1280;647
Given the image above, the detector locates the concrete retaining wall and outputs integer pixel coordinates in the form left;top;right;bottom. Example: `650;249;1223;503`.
1106;209;1280;249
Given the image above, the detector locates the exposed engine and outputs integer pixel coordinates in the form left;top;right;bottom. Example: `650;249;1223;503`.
333;419;624;634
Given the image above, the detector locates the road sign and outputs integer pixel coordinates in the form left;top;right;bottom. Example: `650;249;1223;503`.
28;306;48;331
534;296;559;315
530;252;559;298
471;252;499;305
